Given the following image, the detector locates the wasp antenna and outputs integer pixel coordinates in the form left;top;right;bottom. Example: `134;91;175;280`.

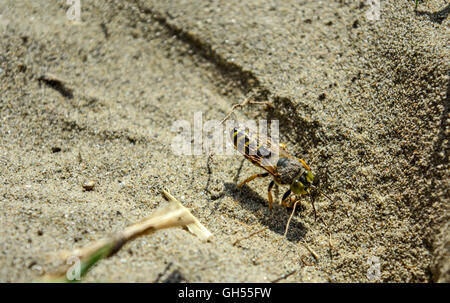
311;185;336;205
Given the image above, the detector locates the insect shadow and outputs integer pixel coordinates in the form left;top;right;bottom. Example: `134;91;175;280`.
415;3;449;24
223;182;307;243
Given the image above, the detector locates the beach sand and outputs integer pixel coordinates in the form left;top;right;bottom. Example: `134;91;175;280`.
0;0;448;282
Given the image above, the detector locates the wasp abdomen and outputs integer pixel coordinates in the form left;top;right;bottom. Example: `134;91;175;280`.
231;128;272;159
232;128;251;156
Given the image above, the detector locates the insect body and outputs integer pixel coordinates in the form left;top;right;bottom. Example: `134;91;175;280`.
230;124;315;210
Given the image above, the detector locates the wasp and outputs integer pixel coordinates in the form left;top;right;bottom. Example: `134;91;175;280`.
230;123;328;215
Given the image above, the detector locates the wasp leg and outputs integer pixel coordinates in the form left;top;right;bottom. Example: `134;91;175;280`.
238;172;269;188
273;183;279;206
281;189;292;208
268;180;275;210
297;158;311;170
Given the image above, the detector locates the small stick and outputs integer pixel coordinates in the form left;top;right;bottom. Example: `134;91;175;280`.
328;232;334;260
42;203;195;282
206;152;214;174
230;218;252;229
233;227;267;246
300;255;314;266
38;73;74;99
77;150;83;164
310;195;318;220
153;262;173;283
42;190;211;282
271;270;296;283
283;200;300;237
319;216;328;227
300;241;319;262
220;94;270;125
162;189;213;241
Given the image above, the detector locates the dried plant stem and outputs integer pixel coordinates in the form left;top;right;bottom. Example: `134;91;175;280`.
220;93;270;124
300;241;320;262
162;189;213;241
284;200;300;237
37;73;74;98
233;227;268;246
41;199;198;282
271;270;296;283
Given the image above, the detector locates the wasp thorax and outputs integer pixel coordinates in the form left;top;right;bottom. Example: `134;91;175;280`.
276;157;303;184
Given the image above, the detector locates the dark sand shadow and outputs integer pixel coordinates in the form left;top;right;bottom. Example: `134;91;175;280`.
223;182;307;242
415;4;449;24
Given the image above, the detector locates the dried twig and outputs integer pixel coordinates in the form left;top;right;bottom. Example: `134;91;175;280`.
271;270;296;283
41;191;210;282
77;150;83;164
300;241;319;262
220;93;270;125
233;227;267;246
162;189;213;241
328;232;334;260
284;200;300;237
300;255;314;266
153;262;173;283
38;73;73;99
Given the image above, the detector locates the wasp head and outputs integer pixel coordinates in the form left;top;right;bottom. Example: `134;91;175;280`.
290;170;314;195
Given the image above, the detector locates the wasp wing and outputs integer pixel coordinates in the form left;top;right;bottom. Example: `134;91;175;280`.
230;124;285;177
230;123;310;172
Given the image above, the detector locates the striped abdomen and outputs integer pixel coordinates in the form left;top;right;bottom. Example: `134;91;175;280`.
230;127;273;164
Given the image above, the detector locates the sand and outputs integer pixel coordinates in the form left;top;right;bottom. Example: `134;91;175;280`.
0;0;448;282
